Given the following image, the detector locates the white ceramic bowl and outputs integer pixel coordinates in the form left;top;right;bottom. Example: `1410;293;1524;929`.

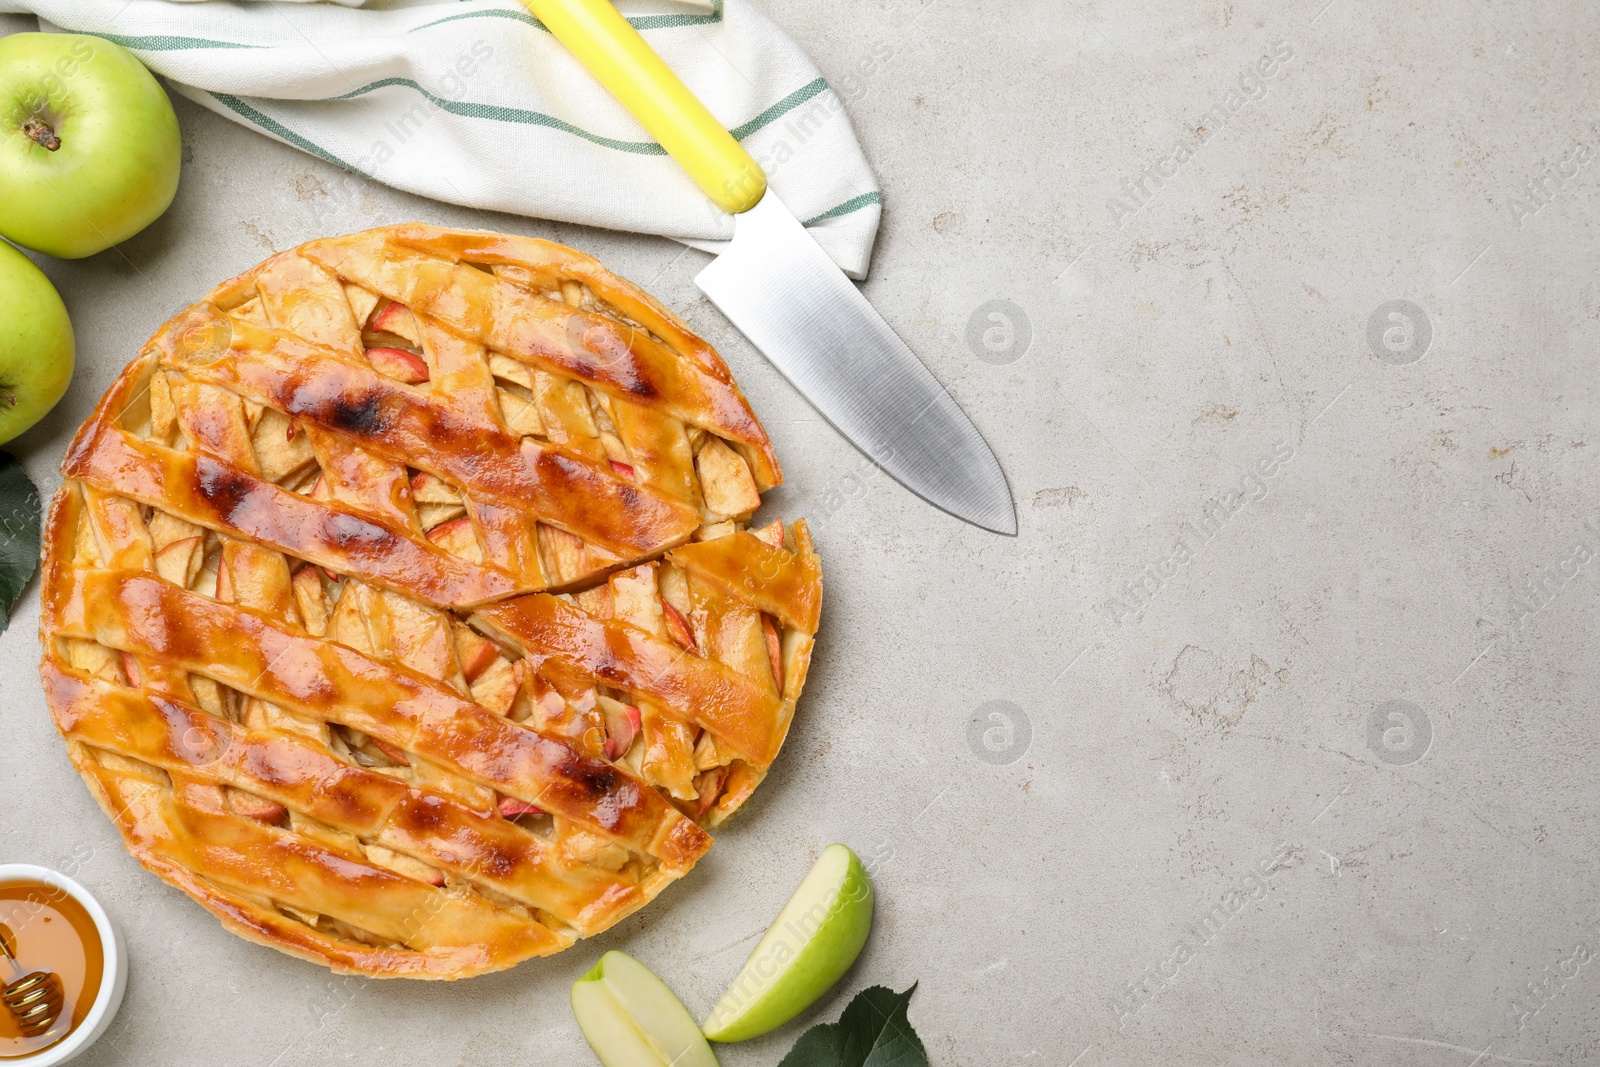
0;865;127;1066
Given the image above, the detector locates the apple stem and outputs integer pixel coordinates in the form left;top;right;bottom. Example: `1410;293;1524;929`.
0;390;16;409
22;120;60;152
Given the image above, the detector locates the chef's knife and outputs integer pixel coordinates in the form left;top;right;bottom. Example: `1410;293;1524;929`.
524;0;1017;535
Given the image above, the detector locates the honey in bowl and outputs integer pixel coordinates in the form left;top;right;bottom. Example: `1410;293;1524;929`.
0;882;103;1060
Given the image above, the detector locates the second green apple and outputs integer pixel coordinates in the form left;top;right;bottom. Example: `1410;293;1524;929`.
0;241;73;444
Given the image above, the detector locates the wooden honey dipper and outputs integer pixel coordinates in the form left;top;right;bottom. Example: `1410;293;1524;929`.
0;924;63;1038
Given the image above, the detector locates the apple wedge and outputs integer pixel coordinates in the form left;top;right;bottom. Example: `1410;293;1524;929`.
701;844;874;1042
455;627;501;683
571;951;718;1067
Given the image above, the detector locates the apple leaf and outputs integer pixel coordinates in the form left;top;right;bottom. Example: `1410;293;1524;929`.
776;984;927;1067
0;452;40;630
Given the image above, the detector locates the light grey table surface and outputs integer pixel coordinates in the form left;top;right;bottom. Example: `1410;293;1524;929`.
4;2;1600;1064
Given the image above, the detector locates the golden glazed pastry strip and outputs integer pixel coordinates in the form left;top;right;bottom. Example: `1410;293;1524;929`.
45;567;711;874
472;593;786;768
391;222;778;491
391;226;736;381
149;310;702;558
256;253;431;539
64;417;523;610
667;523;824;635
299;230;775;459
159;793;560;955
43;665;646;933
68;755;571;974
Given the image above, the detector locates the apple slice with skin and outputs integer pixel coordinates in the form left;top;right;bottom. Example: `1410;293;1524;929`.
455;628;501;683
701;844;874;1042
661;601;699;655
214;555;235;603
761;614;782;694
691;766;728;821
367;346;430;384
751;519;785;549
224;789;288;826
571;951;718;1067
371;301;422;345
411;469;459;504
371;738;411;766
497;795;543;819
427;515;476;556
599;698;641;760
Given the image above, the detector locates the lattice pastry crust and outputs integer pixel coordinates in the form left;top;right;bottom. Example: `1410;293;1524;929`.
39;224;823;979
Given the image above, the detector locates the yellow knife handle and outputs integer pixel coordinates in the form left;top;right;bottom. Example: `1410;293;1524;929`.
525;0;767;214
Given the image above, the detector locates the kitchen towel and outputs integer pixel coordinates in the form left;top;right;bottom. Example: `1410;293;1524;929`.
0;0;883;277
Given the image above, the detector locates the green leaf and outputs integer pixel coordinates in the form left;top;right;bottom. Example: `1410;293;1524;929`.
776;984;927;1067
0;452;41;630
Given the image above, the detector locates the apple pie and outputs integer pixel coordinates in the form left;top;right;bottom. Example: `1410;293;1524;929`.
39;224;822;979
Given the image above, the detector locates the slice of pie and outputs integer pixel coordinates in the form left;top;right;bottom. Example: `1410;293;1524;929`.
38;224;822;979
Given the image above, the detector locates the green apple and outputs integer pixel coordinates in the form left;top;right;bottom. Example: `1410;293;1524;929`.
0;33;181;259
702;843;874;1042
0;241;73;442
571;951;719;1067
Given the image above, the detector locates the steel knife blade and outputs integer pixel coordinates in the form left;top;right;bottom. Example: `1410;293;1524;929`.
696;190;1016;535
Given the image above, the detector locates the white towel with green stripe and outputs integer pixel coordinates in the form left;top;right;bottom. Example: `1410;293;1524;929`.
0;0;883;278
